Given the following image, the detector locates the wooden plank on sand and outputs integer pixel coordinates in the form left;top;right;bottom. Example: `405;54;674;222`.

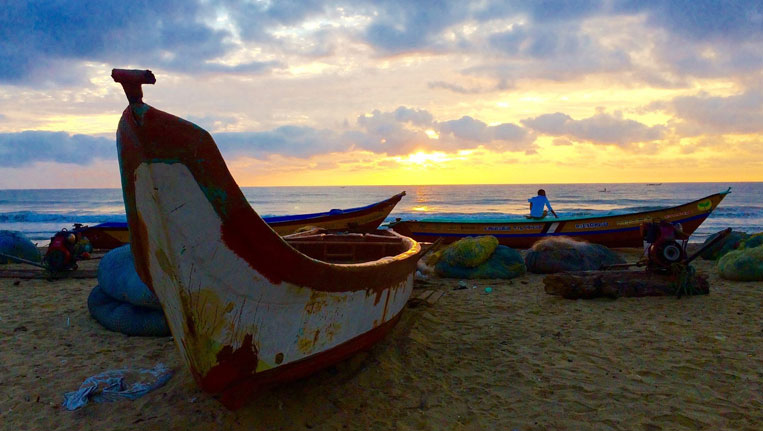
0;269;98;280
407;290;446;307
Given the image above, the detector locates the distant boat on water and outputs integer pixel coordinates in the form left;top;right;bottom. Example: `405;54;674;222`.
599;187;609;192
647;183;662;186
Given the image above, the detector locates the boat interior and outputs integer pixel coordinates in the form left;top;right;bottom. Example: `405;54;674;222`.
284;229;409;263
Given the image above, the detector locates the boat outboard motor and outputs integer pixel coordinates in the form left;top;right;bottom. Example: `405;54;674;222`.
640;220;689;271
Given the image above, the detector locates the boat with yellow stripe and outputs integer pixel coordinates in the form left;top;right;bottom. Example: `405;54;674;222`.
390;189;730;248
81;192;405;249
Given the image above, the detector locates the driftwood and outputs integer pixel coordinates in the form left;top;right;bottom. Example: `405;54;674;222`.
543;269;709;299
0;269;97;280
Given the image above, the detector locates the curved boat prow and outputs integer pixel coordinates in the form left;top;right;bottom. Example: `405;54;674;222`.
112;69;421;408
111;69;156;104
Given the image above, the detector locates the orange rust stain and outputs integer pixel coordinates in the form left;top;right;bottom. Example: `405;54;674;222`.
304;290;349;315
297;329;322;354
324;322;341;342
297;336;314;354
381;289;391;322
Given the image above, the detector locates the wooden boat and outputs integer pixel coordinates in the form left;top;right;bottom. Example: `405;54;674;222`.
77;222;130;249
390;190;729;249
79;192;406;249
111;69;422;408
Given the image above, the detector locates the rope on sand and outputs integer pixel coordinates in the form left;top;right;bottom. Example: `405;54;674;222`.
671;263;700;298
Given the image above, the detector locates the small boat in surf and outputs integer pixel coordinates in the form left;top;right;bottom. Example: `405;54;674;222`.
111;69;422;409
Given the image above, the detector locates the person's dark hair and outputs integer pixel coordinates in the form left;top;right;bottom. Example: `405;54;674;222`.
537;189;546;196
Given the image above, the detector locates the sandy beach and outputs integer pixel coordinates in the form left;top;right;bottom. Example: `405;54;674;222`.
0;248;760;431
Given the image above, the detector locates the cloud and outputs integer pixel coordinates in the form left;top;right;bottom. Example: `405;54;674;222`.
522;110;667;146
428;81;491;94
436;116;532;150
185;114;241;132
668;89;763;136
473;0;605;23
392;106;434;127
0;0;276;84
486;22;632;80
362;1;463;53
2;0;760;89
355;109;425;154
0;131;114;167
216;126;350;159
616;0;763;43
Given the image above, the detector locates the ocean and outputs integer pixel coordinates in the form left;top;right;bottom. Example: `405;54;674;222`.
1;182;760;246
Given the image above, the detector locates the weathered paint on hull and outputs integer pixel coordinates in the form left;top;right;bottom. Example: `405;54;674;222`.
390;192;728;248
115;83;421;408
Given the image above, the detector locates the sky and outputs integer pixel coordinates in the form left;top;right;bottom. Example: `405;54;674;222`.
0;0;761;188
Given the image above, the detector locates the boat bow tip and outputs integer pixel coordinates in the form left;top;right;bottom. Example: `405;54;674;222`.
111;68;156;104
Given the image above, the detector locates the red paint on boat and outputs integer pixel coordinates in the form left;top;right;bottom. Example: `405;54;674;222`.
200;334;260;394
117;106;421;294
218;310;404;410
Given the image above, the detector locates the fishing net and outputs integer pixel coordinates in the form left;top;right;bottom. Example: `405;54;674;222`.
0;230;41;264
699;230;748;260
717;244;763;281
435;245;526;279
524;236;625;274
440;236;499;268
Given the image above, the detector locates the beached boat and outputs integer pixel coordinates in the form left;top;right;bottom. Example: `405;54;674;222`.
111;69;422;408
79;192;406;249
390;190;729;249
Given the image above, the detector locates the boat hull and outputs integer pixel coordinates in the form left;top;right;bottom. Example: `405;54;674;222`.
81;223;131;249
115;95;421;409
82;193;404;249
390;192;728;248
112;69;421;408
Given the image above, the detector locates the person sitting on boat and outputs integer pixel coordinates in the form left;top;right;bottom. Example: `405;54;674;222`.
527;189;558;219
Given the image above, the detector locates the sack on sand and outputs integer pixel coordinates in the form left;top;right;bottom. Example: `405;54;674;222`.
436;245;526;279
441;236;499;268
700;230;749;260
0;230;40;264
88;285;170;336
524;236;625;274
717;244;763;281
98;244;161;309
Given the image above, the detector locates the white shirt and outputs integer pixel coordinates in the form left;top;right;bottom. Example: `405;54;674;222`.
528;195;553;218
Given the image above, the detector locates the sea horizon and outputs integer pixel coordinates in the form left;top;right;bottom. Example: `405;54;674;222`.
1;182;760;245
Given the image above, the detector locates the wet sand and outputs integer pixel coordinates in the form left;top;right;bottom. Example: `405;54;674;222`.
0;249;760;430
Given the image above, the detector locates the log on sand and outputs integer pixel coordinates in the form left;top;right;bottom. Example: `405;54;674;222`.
543;269;709;299
0;269;97;280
